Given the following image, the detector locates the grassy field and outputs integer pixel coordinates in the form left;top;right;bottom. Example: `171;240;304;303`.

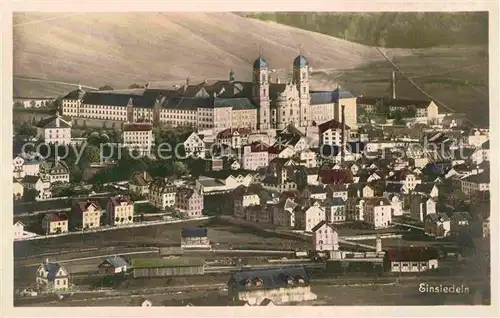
319;45;489;126
13;12;401;92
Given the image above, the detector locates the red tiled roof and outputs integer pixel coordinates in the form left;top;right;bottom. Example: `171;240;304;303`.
319;169;353;185
216;127;252;139
46;213;68;222
385;247;439;262
318;119;350;135
76;200;101;213
123;123;153;132
109;195;133;207
247;141;269;152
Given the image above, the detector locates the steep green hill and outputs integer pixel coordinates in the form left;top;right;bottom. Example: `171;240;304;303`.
241;12;488;48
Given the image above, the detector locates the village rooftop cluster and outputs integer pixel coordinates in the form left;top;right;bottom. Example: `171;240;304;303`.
13;51;490;306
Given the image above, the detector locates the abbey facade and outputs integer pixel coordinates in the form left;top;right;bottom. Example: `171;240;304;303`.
62;54;357;133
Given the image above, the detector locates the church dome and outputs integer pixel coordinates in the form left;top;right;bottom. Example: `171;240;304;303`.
293;55;308;68
253;57;268;69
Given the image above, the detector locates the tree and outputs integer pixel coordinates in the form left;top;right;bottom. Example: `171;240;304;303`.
48;99;63;113
375;99;390;117
30;100;37;108
14;101;24;108
172;161;189;177
99;85;114;91
392;111;406;125
128;83;143;89
23;189;39;202
80;145;101;165
16;122;38;141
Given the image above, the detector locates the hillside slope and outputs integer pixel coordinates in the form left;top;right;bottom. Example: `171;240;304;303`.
242;12;488;48
14;12;406;96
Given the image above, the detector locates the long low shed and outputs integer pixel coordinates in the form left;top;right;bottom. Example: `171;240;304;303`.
131;258;205;278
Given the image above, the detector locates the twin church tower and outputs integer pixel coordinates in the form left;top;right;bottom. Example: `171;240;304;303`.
250;52;312;131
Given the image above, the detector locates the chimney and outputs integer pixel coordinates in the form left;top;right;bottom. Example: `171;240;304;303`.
277;77;281;84
391;70;396;99
341;105;346;164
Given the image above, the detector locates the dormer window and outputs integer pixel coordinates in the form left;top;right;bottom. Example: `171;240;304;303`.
243;279;252;288
296;276;305;284
254;278;263;287
286;276;294;285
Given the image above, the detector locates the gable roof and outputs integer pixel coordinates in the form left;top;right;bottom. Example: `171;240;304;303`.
76;200;102;214
129;171;153;186
385;247;439;262
37;114;72;129
182;227;208;238
462;172;490;184
228;266;311;292
41;262;67;281
99;256;129;268
109;195;133;207
426;213;450;222
414;183;436;194
310;87;355;105
318;119;350;134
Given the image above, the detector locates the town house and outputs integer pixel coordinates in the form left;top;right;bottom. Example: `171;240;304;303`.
149;179;177;210
216;127;251;149
107;196;134;226
42;213;69;234
122;122;154;156
318;119;350;147
325;197;346;224
271;198;299;228
21;175;52;200
39;160;70;184
424;213;451;239
175;187;204;218
241;142;269;171
36;112;72;145
72;200;102;230
295;201;326;232
233;185;261;219
410;195;437;222
461;172;490;196
129;171;154;196
180;132;206;158
363;198;392;229
311;220;339;252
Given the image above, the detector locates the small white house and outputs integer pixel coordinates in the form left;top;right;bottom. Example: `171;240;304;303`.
13;221;25;239
36;260;70;291
98;256;129;274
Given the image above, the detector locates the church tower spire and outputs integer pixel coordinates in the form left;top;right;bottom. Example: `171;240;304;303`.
253;46;270;131
293;46;310;128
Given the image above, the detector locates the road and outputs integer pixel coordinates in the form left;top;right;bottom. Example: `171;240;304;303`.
13;76;98;90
